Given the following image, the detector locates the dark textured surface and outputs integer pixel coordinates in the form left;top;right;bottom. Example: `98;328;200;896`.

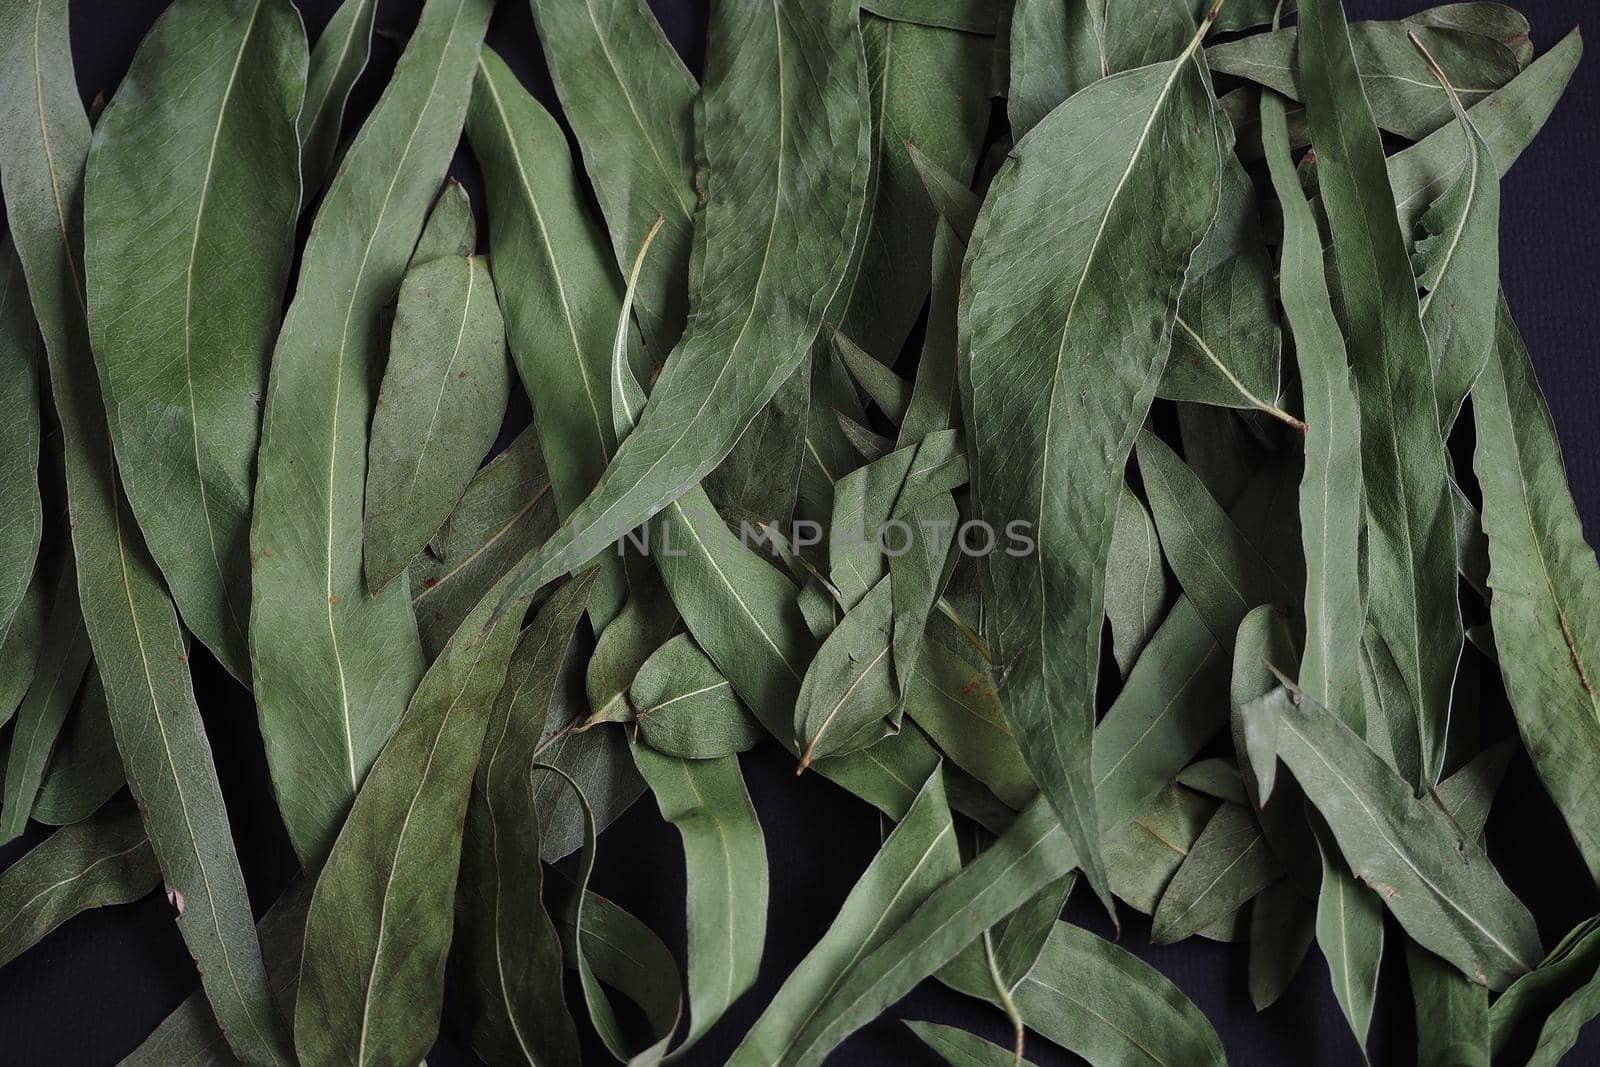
0;1;1594;1063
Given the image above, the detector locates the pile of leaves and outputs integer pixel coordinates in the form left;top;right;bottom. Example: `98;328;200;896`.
0;0;1595;1061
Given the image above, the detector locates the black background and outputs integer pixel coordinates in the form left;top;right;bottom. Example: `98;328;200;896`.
2;0;1597;1063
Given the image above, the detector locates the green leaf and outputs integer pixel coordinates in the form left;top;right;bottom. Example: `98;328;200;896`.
906;144;978;245
0;555;91;842
0;511;47;732
363;250;510;591
0;5;293;1060
1103;783;1217;919
548;855;682;1064
1015;920;1227;1066
1175;758;1249;805
1248;879;1316;1011
632;747;768;1054
0;803;158;970
1433;736;1516;844
1208;11;1528;140
904;617;1036;810
631;634;762;759
728;765;959;1065
526;655;646;867
0;237;41;655
831;328;911;423
1408;939;1490;1067
294;562;536;1066
491;0;868;613
409;428;559;659
1315;825;1385;1055
31;670;125;827
1163;161;1288;425
907;1021;1034;1066
299;0;377;194
1094;597;1231;833
1473;299;1600;883
840;13;991;363
960;18;1224;921
861;0;1003;34
898;221;964;447
1411;31;1503;433
1136;430;1292;652
250;0;490;865
1492;917;1600;1058
797;575;899;766
1105;487;1167;678
456;571;597;1067
83;0;306;684
527;0;697;356
1006;0;1198;140
1261;84;1366;734
1386;28;1581;238
1151;801;1280;944
779;795;1074;1062
123;881;312;1067
466;48;637;630
1246;686;1542;989
1301;0;1461;789
410;179;477;264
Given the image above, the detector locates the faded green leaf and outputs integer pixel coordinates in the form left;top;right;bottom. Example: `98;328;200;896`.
1208;11;1527;140
797;575;899;766
31;670;124;827
1245;686;1541;989
250;0;489;864
1136;430;1291;653
861;0;1003;34
961;19;1224;918
1472;299;1600;883
1016;922;1228;1065
84;0;306;684
122;881;311;1067
1408;939;1490;1067
633;746;767;1053
0;803;158;970
1386;29;1581;237
1315;824;1385;1055
1249;879;1316;1011
1411;33;1503;433
1175;758;1249;805
410;428;558;659
457;571;596;1067
527;0;697;356
904;616;1035;810
492;0;868;614
467;48;636;630
1105;487;1167;678
1302;0;1461;789
630;634;762;760
299;0;377;194
778;795;1075;1062
729;766;959;1066
1261;84;1366;733
0;236;41;654
907;1021;1034;1066
1492;917;1600;1059
1152;801;1280;944
294;562;533;1066
0;4;293;1060
1094;597;1230;833
363;250;510;591
0;554;91;842
841;12;991;363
